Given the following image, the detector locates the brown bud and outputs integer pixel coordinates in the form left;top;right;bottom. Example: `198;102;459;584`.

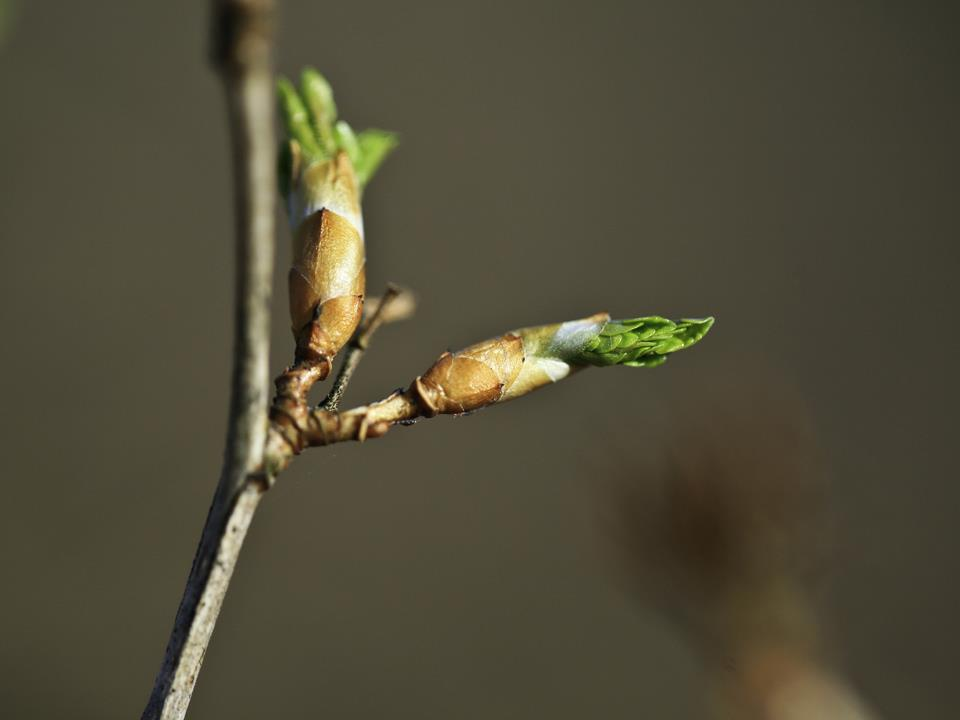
288;151;366;361
411;334;525;416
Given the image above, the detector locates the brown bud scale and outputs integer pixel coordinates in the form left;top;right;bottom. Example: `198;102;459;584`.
288;151;366;366
412;334;524;415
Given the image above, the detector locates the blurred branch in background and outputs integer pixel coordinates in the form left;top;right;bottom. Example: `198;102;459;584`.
607;383;878;720
141;2;276;718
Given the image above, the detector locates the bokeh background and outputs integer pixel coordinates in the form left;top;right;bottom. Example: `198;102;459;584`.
1;1;957;717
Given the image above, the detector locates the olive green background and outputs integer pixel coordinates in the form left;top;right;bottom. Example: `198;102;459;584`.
0;1;957;717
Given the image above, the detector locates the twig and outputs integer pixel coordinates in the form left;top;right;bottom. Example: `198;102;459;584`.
361;285;417;326
142;2;276;719
322;284;413;411
314;390;422;443
263;389;425;474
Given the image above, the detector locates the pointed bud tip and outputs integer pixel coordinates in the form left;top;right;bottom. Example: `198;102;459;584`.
301;67;331;87
575;314;714;367
676;316;715;347
276;77;301;113
300;68;336;109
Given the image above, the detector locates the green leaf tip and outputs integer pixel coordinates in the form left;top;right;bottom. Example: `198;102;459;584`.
277;77;323;161
354;129;399;188
575;316;714;368
276;67;398;193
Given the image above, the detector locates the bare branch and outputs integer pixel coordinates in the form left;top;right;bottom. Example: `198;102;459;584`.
361;285;417;326
263;389;424;474
142;2;276;719
322;284;415;411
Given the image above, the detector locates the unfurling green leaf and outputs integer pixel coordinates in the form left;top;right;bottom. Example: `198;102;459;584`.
576;316;714;367
277;77;323;163
277;69;398;194
354;129;399;188
334;121;361;167
300;68;338;155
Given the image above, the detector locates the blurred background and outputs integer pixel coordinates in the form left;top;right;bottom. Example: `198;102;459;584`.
1;0;957;717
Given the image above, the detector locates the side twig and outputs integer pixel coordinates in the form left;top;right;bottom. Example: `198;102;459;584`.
322;284;413;411
142;2;276;719
263;388;425;475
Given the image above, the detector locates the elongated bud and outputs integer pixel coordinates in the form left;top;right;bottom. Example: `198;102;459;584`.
288;152;365;358
411;313;713;415
277;68;398;366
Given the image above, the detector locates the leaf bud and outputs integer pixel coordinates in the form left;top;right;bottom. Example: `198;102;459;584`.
409;313;713;415
277;68;397;367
